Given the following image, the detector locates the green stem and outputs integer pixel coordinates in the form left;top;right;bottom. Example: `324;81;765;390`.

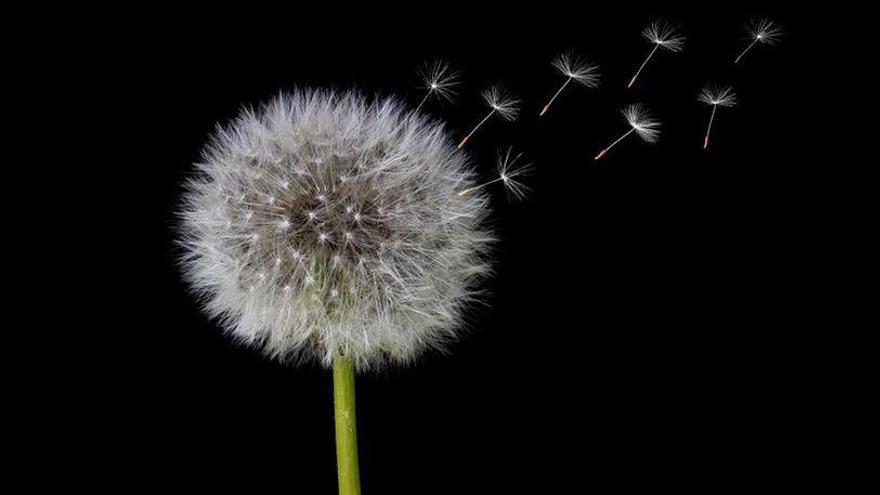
333;355;361;495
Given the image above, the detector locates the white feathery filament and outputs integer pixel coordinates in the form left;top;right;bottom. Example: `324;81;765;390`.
539;53;600;116
698;86;737;149
735;18;782;64
628;20;686;88
595;103;661;160
458;148;533;200
458;85;520;149
414;60;460;112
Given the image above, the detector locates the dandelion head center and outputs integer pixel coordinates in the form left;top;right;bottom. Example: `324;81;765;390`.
223;168;396;293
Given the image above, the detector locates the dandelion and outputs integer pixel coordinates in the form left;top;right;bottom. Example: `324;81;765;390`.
594;103;661;160
539;53;600;116
414;59;460;112
698;85;737;149
735;18;783;64
458;85;520;149
458;148;533;200
628;20;686;88
178;89;493;495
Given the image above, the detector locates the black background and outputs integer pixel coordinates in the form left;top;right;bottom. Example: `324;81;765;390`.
83;4;823;493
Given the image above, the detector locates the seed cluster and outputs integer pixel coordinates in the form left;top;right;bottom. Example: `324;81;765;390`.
179;91;492;369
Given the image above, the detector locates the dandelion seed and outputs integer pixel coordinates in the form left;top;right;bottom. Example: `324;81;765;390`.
458;85;520;149
414;60;460;112
539;53;600;117
594;103;660;160
735;18;782;64
628;20;686;88
698;86;737;149
459;148;533;200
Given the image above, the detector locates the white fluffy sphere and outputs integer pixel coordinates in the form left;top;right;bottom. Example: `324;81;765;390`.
178;90;493;370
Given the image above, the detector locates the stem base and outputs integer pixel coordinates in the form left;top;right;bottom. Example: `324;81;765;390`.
333;356;361;495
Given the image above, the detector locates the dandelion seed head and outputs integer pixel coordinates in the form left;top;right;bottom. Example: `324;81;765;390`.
748;18;783;44
552;53;601;87
418;60;460;102
643;20;686;52
482;85;520;121
178;89;494;370
698;86;738;108
623;103;661;143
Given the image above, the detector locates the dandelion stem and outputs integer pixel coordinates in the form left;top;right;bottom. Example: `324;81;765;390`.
704;105;717;149
414;90;432;113
595;128;635;160
540;77;572;116
735;39;758;64
334;355;361;495
458;109;496;149
628;44;659;88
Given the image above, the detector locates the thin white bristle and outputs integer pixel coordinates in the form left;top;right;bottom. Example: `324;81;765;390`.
747;18;783;44
496;148;533;201
482;85;520;121
643;20;686;52
458;85;520;148
458;148;532;200
418;59;460;102
698;86;738;107
734;18;782;63
552;53;601;87
623;103;661;143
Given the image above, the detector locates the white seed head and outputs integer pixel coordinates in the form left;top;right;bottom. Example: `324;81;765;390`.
623;103;661;143
178;89;494;371
552;53;601;87
747;18;783;44
496;148;533;201
642;20;686;52
482;85;520;121
698;86;738;108
418;59;460;102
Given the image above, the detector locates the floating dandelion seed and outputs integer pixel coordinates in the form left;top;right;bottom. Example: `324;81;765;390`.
594;103;660;160
628;20;686;88
735;18;783;64
698;86;738;149
539;53;600;116
414;59;460;112
458;148;533;200
458;85;520;149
